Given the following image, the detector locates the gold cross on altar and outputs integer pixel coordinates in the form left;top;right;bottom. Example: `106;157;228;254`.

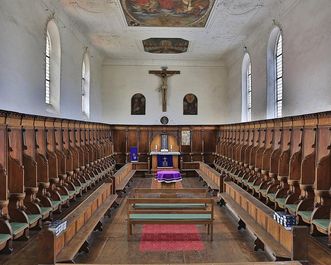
149;67;180;112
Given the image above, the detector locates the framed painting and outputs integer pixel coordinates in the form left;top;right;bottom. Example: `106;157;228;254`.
183;93;197;115
131;93;146;115
120;0;215;27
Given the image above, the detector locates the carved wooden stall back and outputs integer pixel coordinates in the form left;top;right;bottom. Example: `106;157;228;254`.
0;112;9;217
254;122;266;173
314;112;331;204
21;115;43;224
76;122;85;171
64;120;83;197
0;112;12;252
299;115;317;205
85;124;94;165
242;123;261;186
6;113;29;226
223;126;233;166
261;120;275;179
249;123;261;170
90;125;100;164
44;118;65;211
273;118;292;209
97;127;103;159
285;116;304;212
33;117;54;216
80;122;89;167
266;119;282;193
310;112;331;236
242;124;254;178
92;124;101;160
50;119;72;206
231;125;240;164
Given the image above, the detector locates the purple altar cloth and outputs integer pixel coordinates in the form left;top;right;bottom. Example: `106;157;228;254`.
156;170;182;183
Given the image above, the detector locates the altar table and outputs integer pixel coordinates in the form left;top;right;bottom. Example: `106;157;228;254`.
156;170;182;183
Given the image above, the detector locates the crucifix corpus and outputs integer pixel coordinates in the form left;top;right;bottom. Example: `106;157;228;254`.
149;67;180;112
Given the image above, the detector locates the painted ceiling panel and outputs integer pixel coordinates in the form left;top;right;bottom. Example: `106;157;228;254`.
58;0;299;61
120;0;215;27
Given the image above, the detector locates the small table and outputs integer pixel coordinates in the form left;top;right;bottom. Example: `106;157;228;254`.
156;170;182;183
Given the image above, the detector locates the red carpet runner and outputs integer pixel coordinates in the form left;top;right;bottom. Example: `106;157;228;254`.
139;224;204;252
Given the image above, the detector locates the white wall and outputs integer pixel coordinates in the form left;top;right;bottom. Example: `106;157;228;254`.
225;0;331;123
0;0;104;122
102;60;227;125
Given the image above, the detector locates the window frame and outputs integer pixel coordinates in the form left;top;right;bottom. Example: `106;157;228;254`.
241;52;252;122
45;19;61;114
81;52;90;118
275;33;283;118
45;31;51;104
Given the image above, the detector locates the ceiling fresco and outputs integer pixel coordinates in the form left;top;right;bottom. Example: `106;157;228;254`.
143;38;189;53
120;0;215;27
58;0;299;60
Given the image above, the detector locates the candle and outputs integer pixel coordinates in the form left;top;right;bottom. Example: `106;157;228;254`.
170;144;172;150
155;144;157;150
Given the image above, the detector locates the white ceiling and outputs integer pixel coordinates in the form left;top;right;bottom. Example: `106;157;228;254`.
58;0;297;61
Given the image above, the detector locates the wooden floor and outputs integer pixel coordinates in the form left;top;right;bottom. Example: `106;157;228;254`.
75;177;270;264
0;176;330;265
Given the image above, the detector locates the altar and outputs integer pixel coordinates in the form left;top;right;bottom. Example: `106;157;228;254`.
150;151;181;170
156;170;182;183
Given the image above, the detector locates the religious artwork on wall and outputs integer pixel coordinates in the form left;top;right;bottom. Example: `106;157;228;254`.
181;130;191;145
143;38;189;54
120;0;215;27
131;93;146;115
149;67;180;112
183;93;198;115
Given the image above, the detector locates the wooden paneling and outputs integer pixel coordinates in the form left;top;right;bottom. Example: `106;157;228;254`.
110;126;217;165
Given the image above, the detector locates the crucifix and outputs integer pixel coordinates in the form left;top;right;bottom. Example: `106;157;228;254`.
149;66;180;112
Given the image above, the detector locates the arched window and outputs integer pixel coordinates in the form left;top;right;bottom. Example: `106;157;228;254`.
275;33;283;117
242;52;252;121
45;19;61;113
82;52;90;117
131;93;146;115
267;27;283;118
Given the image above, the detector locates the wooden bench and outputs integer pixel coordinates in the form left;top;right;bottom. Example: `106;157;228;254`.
195;161;222;194
112;163;136;194
38;182;118;264
219;180;308;262
132;188;209;198
127;197;214;241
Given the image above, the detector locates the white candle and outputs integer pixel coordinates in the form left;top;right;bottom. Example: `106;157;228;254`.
155;144;157;150
170;144;172;150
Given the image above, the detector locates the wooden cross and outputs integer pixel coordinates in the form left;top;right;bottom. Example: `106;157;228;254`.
149;67;180;112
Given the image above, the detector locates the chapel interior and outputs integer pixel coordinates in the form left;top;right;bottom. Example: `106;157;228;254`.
0;1;330;265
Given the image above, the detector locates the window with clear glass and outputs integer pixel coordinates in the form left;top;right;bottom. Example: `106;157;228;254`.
242;53;252;122
45;32;51;104
275;33;283;117
45;20;61;113
247;62;252;121
82;52;90;117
